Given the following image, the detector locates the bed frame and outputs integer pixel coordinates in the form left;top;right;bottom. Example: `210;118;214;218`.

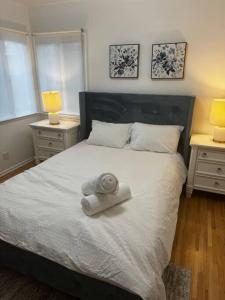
79;92;195;166
0;92;195;300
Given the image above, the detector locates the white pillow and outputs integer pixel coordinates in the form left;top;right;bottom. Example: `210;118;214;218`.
130;122;183;153
87;120;131;148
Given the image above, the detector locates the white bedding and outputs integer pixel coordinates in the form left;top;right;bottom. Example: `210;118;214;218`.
0;142;186;300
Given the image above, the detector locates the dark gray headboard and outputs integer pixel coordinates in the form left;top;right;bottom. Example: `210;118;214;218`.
79;92;195;166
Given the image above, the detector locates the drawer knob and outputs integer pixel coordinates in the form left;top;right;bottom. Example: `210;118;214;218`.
48;142;53;147
38;130;42;135
214;181;220;187
201;152;207;158
58;133;61;138
217;167;222;173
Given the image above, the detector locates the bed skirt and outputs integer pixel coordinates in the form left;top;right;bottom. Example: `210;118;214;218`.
0;240;142;300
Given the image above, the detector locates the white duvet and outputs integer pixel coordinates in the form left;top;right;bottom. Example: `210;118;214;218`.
0;142;186;300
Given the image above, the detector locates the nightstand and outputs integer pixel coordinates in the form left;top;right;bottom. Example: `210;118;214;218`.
30;119;80;164
186;134;225;197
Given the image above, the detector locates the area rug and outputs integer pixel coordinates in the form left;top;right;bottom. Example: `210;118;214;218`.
0;263;191;299
163;264;191;300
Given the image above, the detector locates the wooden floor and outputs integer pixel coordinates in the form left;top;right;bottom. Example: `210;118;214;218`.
171;192;225;300
1;163;225;300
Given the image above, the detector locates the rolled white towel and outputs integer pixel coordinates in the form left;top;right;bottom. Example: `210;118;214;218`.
81;184;131;216
81;173;119;196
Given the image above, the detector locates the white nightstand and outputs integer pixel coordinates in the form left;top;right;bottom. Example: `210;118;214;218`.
30;119;80;164
186;134;225;197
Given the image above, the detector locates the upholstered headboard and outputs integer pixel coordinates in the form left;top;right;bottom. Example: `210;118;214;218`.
79;92;195;166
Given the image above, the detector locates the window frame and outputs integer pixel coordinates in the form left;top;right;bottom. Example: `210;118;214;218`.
0;27;41;123
33;30;87;117
0;28;87;123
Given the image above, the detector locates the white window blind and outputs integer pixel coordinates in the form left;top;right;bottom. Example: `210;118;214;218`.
35;32;84;115
0;30;37;122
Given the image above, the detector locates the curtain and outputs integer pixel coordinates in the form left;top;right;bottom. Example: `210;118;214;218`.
0;30;37;121
35;33;84;115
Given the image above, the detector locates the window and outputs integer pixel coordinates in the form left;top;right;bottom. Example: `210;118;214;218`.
0;30;37;122
35;33;84;115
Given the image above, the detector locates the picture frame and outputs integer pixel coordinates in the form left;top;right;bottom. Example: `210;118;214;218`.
151;42;187;79
109;44;140;79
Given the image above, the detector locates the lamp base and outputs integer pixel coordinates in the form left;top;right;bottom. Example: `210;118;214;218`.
48;112;60;125
213;126;225;143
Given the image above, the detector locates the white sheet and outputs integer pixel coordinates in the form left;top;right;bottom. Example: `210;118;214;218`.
0;142;187;300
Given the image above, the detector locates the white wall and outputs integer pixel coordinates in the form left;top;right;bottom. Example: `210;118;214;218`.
30;0;225;134
0;0;41;175
0;115;41;175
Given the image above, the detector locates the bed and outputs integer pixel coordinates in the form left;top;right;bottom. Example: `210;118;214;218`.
0;92;195;300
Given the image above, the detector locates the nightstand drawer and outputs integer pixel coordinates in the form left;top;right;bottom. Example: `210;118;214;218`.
198;149;225;162
196;161;225;177
37;138;65;151
37;148;60;160
195;175;225;191
36;129;64;141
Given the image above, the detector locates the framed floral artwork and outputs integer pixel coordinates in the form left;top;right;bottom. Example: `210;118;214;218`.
109;44;140;78
151;42;187;79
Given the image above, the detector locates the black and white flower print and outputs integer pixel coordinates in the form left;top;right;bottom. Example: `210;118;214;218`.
151;43;187;79
109;44;139;78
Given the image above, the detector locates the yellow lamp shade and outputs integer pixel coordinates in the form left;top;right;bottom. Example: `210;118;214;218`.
210;99;225;127
42;91;62;113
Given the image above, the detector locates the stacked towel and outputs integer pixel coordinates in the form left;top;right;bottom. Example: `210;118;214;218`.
81;173;119;196
81;173;131;216
81;184;131;216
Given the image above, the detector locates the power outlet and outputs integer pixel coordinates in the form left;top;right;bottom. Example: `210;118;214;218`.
2;152;9;160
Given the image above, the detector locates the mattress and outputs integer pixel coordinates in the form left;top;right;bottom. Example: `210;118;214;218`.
0;142;186;300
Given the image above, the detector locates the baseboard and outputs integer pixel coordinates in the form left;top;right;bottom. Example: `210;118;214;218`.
0;157;34;177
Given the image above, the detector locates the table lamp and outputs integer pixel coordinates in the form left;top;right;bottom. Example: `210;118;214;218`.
210;98;225;142
42;91;62;125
